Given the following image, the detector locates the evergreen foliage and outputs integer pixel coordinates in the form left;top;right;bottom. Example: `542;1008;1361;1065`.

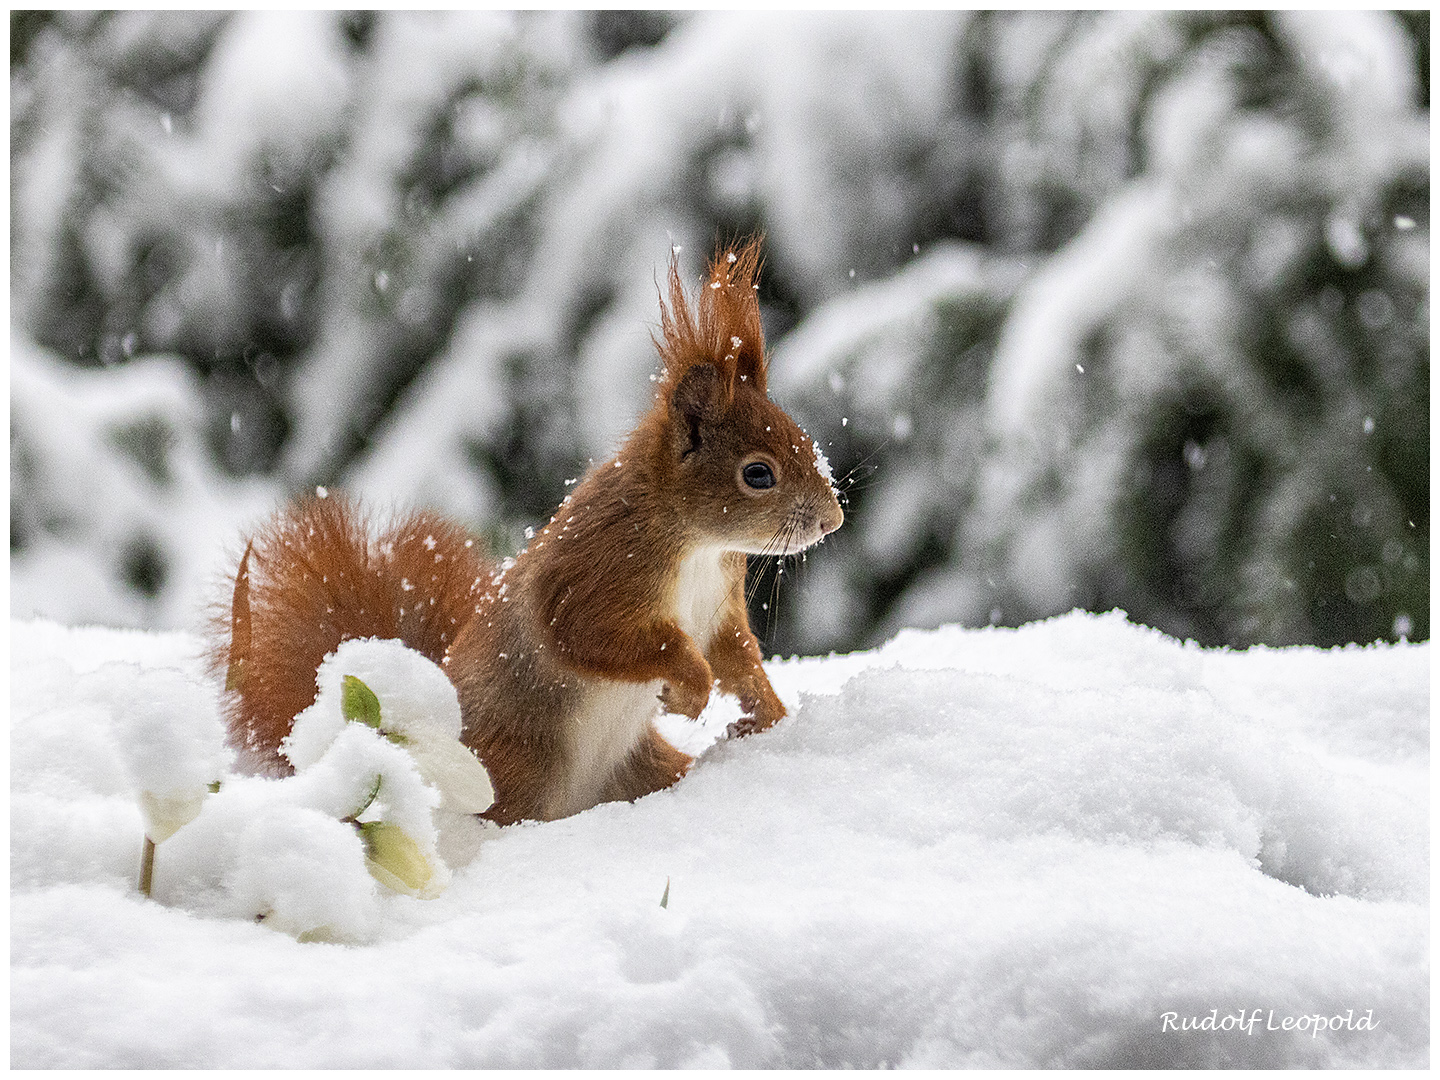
10;11;1428;648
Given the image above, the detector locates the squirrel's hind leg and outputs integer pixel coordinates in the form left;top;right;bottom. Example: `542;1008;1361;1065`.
607;727;694;804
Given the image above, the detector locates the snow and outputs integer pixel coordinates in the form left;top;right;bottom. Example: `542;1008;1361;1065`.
772;242;1022;400
11;611;1426;1068
188;11;350;190
285;639;464;768
10;336;274;629
93;664;227;843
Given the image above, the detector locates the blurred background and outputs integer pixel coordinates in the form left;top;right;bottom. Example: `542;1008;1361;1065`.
10;10;1429;653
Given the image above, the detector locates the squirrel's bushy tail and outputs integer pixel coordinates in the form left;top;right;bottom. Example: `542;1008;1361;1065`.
211;494;489;773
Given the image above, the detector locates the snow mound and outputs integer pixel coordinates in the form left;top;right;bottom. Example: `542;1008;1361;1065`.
10;612;1427;1068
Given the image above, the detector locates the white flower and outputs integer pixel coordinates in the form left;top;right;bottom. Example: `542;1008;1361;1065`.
139;789;208;843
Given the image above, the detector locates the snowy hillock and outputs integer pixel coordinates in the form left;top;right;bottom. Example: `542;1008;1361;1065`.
10;611;1427;1068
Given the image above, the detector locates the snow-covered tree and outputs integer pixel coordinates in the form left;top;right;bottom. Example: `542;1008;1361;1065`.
777;11;1429;649
10;11;1428;649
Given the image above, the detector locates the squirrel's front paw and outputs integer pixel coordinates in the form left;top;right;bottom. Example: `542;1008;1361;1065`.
726;692;785;739
659;678;710;720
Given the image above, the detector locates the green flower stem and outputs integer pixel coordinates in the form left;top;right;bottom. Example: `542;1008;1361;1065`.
138;835;156;897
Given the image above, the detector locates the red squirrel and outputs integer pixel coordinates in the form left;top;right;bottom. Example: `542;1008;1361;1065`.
213;239;843;824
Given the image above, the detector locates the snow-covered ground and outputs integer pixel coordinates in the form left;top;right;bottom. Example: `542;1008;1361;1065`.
10;610;1426;1068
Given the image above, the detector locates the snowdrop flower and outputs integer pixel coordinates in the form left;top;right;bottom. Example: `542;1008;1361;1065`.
281;638;495;897
286;638;495;815
84;663;229;842
138;789;209;844
358;820;434;896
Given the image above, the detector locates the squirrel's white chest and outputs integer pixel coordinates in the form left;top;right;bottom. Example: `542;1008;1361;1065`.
668;546;732;649
549;548;733;819
549;676;664;819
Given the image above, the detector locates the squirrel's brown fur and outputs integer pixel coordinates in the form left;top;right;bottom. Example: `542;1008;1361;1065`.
211;238;842;824
212;498;487;770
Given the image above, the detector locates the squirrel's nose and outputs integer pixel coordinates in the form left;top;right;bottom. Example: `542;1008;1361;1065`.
820;497;844;537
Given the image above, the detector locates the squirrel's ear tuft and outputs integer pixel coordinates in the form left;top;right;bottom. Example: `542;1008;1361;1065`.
708;237;767;394
653;235;769;402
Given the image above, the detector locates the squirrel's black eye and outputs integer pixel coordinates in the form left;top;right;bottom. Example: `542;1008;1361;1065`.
742;461;776;490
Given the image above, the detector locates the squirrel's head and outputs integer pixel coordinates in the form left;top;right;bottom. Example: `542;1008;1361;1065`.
648;238;843;556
